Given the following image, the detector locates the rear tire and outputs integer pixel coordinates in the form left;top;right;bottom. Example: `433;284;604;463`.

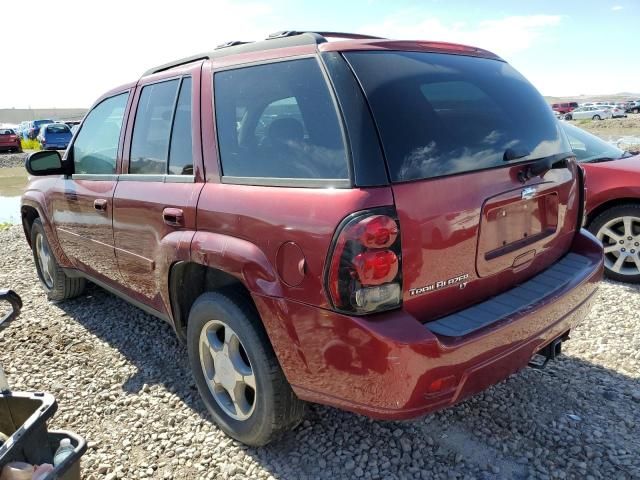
30;219;85;300
633;108;639;114
592;115;601;120
588;204;640;283
187;289;305;446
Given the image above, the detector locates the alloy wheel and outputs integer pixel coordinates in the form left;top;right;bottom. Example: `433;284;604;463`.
198;320;257;421
597;216;640;277
35;233;54;288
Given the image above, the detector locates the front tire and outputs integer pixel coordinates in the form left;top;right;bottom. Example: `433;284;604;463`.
30;219;85;300
187;290;305;446
588;204;640;283
564;114;572;120
592;115;601;120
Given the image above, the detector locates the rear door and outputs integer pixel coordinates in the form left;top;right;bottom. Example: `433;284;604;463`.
112;69;203;312
51;91;131;283
344;51;579;321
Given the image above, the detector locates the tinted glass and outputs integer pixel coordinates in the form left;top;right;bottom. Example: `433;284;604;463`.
168;78;193;175
130;79;179;174
73;92;128;174
215;58;348;180
46;124;70;133
345;51;570;182
0;129;14;135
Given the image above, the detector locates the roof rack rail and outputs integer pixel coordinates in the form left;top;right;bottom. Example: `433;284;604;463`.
142;54;211;77
142;30;384;77
266;30;384;41
215;40;253;50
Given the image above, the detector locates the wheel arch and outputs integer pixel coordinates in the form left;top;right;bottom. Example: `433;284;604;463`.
586;197;640;228
168;231;282;342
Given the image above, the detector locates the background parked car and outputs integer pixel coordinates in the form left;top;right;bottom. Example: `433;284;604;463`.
626;101;640;114
600;105;627;118
551;102;578;114
564;106;612;120
561;121;640;282
24;119;55;139
0;128;22;152
37;123;72;150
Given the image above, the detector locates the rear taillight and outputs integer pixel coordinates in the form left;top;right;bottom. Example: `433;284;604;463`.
325;208;402;314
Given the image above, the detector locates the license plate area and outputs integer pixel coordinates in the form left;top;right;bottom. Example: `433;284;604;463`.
477;190;559;276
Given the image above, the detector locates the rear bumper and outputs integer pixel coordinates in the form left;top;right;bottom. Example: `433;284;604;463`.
255;229;603;419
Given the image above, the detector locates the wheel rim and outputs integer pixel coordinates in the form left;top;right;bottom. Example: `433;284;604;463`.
597;216;640;277
198;320;256;421
35;233;54;288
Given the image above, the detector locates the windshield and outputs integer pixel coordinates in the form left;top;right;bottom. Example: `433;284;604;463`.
46;124;70;133
560;122;626;162
344;51;570;182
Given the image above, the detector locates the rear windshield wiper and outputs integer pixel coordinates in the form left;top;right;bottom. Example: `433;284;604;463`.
517;152;575;183
503;148;530;162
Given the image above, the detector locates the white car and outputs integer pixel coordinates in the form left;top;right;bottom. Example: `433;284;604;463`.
600;105;627;118
565;106;612;120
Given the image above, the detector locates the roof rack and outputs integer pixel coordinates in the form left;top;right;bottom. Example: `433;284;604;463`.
267;30;385;40
215;40;252;50
142;31;384;77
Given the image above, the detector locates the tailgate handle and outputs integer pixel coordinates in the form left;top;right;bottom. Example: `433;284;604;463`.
93;199;108;211
163;208;184;227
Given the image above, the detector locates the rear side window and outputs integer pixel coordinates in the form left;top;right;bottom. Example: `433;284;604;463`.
214;58;348;181
345;51;570;182
46;124;70;133
72;92;128;175
129;77;193;175
130;79;179;174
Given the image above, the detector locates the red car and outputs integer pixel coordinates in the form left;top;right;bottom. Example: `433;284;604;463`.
551;102;579;114
561;122;640;283
0;128;22;152
21;31;602;446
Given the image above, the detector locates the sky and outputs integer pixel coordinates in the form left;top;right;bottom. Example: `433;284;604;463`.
0;0;638;108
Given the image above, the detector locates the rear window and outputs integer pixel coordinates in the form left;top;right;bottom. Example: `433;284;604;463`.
214;58;348;182
46;124;70;133
344;51;570;182
0;129;14;135
34;120;54;127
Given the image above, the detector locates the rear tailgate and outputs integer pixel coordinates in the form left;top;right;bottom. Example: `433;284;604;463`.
344;50;580;323
0;132;18;147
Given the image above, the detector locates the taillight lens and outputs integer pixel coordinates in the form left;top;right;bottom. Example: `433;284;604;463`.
325;208;402;314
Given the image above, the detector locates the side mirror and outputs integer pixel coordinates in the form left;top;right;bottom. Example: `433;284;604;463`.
25;150;70;176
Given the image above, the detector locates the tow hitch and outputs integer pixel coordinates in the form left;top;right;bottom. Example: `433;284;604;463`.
529;333;569;369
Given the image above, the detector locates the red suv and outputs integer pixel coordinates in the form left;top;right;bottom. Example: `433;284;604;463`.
551;102;579;114
21;31;603;446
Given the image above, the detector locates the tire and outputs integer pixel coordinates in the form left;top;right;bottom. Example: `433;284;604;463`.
564;114;572;121
588;204;640;283
633;108;639;114
30;219;86;300
592;115;601;120
187;289;305;446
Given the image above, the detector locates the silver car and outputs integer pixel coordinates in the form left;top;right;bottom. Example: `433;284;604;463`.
565;106;612;121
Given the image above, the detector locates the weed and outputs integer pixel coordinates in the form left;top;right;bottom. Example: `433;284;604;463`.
20;138;41;151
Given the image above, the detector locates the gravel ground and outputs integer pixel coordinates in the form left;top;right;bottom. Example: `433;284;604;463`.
0;152;27;169
0;227;639;480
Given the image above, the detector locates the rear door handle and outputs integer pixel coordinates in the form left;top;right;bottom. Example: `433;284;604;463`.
163;207;184;227
93;199;108;211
